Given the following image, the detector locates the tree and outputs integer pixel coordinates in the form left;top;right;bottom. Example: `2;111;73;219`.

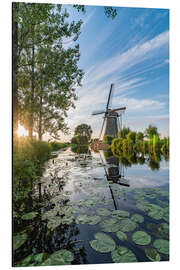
127;131;136;143
118;127;131;139
74;124;92;142
136;132;144;141
15;3;83;139
145;125;159;139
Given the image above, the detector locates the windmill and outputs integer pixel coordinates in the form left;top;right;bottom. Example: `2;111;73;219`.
92;84;126;139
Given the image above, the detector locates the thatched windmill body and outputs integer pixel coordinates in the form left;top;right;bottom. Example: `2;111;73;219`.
92;84;126;139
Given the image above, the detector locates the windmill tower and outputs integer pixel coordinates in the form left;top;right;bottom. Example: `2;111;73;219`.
92;84;126;140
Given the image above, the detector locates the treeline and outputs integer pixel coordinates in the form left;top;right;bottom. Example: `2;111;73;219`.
105;125;169;159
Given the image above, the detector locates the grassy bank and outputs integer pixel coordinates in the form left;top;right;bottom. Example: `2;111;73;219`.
13;138;68;204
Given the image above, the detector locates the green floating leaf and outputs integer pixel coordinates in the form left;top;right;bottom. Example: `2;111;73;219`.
34;253;47;264
136;201;150;212
145;248;161;261
157;223;169;239
21;211;38;220
22;254;34;265
96;207;111;216
147;204;164;220
13;233;27;251
87;215;101;225
153;239;169;255
100;218;120;233
118;218;137;232
84;199;96;207
131;214;144;223
42;250;74;266
116;231;127;241
111;246;137;263
132;231;151;246
112;210;130;219
76;214;89;224
90;232;116;253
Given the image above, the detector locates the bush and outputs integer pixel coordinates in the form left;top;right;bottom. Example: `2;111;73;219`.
50;141;68;151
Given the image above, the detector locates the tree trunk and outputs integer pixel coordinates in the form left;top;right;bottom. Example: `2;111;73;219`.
38;94;43;141
28;25;35;138
12;3;18;138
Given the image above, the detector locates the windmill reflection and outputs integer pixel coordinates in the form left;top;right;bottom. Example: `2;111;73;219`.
102;150;130;187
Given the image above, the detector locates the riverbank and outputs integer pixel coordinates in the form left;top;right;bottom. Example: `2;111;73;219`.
13;138;68;205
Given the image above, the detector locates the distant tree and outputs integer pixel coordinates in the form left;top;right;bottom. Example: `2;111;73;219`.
74;124;92;142
118;127;131;139
127;131;136;143
104;135;114;145
145;125;159;139
136;132;144;141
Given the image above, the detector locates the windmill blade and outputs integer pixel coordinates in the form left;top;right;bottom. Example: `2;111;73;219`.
110;106;126;113
92;110;106;115
99;117;106;139
106;83;114;112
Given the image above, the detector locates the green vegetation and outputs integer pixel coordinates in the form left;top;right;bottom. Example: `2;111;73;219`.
13;137;67;209
71;123;92;148
111;125;169;170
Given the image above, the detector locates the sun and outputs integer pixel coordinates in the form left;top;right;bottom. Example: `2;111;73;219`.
17;124;28;137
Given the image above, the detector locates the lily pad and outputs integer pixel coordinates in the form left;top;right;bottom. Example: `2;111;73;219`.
13;233;27;250
111;246;137;263
76;214;89;224
100;218;120;233
42;249;74;265
112;210;130;218
136;201;149;212
131;214;144;223
87;215;101;225
118;218;137;232
132;231;151;246
21;211;38;220
116;231;127;241
147;204;164;220
153;239;169;255
89;232;116;253
145;248;161;261
96;208;111;216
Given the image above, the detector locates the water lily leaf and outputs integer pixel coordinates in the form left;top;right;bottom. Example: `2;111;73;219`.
145;248;161;261
84;199;96;207
157;223;169;239
89;232;116;253
118;219;137;232
131;214;144;223
96;208;111;216
76;214;89;224
132;231;151;245
153;239;169;255
21;211;38;220
136;201;150;212
22;254;34;265
145;193;156;199
42;250;74;265
147;204;164;220
112;210;130;219
116;231;127;241
34;253;47;264
100;218;120;233
111;246;137;263
87;215;101;225
13;233;27;250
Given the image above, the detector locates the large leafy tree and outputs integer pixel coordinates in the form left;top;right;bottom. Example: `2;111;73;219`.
145;125;159;139
13;3;83;139
74;123;93;142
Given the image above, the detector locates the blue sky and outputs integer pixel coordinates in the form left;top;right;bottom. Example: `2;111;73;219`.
60;5;169;140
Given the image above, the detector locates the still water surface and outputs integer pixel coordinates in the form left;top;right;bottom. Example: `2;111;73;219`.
13;147;169;266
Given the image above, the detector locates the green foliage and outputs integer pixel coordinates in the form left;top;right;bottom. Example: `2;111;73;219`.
136;132;144;141
145;125;159;139
104;135;114;145
74;123;92;141
71;135;88;145
118;127;131;139
127;131;136;143
50;141;68;151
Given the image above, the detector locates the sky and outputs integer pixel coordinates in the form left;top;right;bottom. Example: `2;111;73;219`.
59;5;169;141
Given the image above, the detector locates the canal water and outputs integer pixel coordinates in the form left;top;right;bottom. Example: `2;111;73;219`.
13;147;169;266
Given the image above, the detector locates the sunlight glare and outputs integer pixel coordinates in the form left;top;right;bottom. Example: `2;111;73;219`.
17;124;28;137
